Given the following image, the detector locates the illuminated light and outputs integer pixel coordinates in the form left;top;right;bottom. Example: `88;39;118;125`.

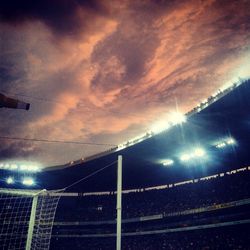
216;142;226;148
151;121;170;134
162;159;174;166
20;164;29;171
22;177;35;186
27;165;39;172
4;164;10;169
193;148;206;157
215;137;236;148
6;177;14;184
226;138;236;145
20;164;40;172
169;112;186;125
0;162;41;172
10;164;18;170
180;154;191;161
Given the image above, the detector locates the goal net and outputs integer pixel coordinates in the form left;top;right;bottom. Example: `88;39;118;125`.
0;188;62;250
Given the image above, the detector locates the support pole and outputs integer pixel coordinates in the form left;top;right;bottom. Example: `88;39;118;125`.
25;195;38;250
116;155;122;250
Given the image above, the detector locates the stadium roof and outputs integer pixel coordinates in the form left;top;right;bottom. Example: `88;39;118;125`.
1;79;250;192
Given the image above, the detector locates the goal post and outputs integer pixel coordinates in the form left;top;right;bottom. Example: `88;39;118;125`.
0;188;62;250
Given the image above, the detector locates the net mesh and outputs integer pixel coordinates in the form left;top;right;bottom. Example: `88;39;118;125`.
0;189;61;250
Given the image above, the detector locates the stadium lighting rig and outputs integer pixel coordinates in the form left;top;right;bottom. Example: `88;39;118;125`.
0;162;41;172
22;177;35;186
169;112;187;125
193;148;206;157
180;147;207;162
180;154;191;162
215;137;236;148
6;176;14;184
226;138;236;145
162;159;174;166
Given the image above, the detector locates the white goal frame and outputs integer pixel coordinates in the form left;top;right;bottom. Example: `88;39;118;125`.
0;188;62;250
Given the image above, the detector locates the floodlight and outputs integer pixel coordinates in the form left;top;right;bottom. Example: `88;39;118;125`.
169;112;186;125
216;142;226;148
30;165;39;172
193;148;206;157
162;159;174;166
22;177;35;186
6;177;14;184
226;138;235;145
20;165;29;171
180;154;191;161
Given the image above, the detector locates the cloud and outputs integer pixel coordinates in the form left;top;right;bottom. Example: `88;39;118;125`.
0;0;250;165
0;0;111;38
0;139;40;161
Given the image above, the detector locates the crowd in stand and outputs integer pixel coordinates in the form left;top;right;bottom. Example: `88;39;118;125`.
55;171;250;222
51;224;249;250
51;171;250;249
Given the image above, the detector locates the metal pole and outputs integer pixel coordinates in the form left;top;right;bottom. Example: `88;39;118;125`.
116;155;122;250
25;195;39;250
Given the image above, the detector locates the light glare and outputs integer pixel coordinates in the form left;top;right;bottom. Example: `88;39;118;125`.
216;142;226;148
22;178;35;186
180;154;191;161
227;138;235;145
6;177;14;184
0;162;40;172
162;159;174;166
169;112;186;125
151;121;170;134
194;148;206;157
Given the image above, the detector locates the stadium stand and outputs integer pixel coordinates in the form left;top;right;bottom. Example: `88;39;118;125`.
51;224;250;250
50;168;250;249
55;168;250;222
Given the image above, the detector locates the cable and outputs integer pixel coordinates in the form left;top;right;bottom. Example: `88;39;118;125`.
0;135;117;147
64;161;117;190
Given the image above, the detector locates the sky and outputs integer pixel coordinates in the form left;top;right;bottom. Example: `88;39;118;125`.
0;0;250;167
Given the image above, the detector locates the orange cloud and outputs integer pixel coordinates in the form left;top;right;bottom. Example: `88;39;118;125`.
1;0;250;165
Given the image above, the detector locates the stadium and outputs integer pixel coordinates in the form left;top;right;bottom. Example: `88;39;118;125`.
1;78;250;249
1;1;250;249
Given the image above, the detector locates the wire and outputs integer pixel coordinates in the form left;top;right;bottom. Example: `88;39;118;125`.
0;135;117;147
64;161;117;190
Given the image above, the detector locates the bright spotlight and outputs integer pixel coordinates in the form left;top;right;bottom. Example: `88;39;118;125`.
0;162;41;172
22;177;35;186
193;148;206;157
6;177;14;184
169;112;186;125
226;138;236;145
180;154;191;161
216;142;226;148
162;159;174;166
